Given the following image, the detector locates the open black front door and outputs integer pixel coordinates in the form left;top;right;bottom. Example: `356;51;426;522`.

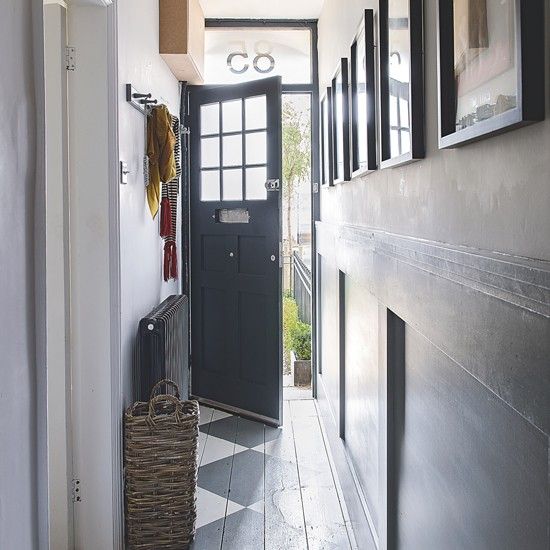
188;77;282;425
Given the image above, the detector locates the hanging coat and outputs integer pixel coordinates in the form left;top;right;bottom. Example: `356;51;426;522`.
146;104;176;218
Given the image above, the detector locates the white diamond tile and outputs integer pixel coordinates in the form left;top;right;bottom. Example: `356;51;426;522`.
196;487;229;529
201;434;247;467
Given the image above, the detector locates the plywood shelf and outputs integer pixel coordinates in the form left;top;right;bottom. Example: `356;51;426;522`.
159;0;205;84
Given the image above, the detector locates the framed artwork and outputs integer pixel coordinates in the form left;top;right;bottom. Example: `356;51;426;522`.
438;0;544;148
331;59;351;183
351;9;377;175
321;88;334;187
379;0;425;169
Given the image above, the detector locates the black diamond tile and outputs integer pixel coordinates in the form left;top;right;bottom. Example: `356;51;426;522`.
199;415;238;442
222;508;264;549
198;455;232;498
227;449;264;507
189;516;224;550
234;417;265;448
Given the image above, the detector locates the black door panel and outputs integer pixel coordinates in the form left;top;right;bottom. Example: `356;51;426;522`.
189;77;282;424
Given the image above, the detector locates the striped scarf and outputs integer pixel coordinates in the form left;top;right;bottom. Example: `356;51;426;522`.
160;116;181;281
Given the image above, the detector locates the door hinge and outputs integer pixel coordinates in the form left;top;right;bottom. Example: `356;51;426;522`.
71;478;82;503
65;46;76;71
181;127;191;136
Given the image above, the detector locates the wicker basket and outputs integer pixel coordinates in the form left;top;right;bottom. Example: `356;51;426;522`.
125;379;199;549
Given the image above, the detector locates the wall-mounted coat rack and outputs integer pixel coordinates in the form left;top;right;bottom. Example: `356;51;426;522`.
126;84;158;115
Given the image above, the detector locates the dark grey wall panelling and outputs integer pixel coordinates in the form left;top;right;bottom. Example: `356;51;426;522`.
316;221;550;549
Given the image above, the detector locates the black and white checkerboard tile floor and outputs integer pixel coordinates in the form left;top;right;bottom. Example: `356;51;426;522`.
190;399;357;550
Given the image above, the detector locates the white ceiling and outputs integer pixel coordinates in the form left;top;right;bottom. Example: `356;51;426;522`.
199;0;326;20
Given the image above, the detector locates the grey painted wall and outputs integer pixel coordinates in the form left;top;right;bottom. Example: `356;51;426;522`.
316;1;550;548
0;0;42;548
117;0;181;406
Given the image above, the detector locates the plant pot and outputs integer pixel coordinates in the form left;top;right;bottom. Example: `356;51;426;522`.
291;350;312;387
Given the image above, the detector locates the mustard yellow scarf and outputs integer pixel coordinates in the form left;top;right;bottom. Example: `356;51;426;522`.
146;105;176;218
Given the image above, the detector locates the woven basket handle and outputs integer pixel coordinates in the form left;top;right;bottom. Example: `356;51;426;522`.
148;393;183;419
149;379;181;401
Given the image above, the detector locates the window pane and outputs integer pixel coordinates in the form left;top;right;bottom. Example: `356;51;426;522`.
245;132;267;165
201;137;219;168
222;99;242;133
204;27;312;85
223;134;242;166
246;166;267;200
201;103;219;135
245;95;267;130
223;169;242;201
201;170;220;201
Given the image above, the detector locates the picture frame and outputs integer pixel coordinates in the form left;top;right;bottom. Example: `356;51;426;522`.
437;0;544;149
351;9;377;176
331;58;351;183
379;0;425;169
320;88;334;187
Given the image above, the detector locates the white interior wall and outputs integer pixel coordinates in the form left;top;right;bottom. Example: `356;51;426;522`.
318;0;550;261
117;0;181;406
0;1;41;547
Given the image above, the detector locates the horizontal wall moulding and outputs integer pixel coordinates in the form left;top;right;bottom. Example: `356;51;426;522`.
316;222;550;318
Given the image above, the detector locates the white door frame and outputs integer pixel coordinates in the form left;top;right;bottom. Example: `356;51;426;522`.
42;0;123;547
65;1;123;547
43;2;73;548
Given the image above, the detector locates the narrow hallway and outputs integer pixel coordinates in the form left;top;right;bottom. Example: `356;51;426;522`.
192;399;356;549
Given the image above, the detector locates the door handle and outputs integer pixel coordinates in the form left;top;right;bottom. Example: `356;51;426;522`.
229;252;235;258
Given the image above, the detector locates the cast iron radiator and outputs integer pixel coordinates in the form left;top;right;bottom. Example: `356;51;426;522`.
135;294;189;401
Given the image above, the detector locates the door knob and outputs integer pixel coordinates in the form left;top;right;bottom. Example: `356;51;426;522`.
270;255;276;262
229;252;235;258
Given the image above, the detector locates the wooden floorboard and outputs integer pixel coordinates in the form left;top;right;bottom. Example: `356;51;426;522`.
221;417;265;549
191;400;355;550
264;401;309;549
291;401;352;550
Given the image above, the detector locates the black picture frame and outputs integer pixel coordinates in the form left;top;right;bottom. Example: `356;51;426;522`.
351;9;377;176
379;0;425;169
437;0;544;149
321;88;334;187
331;59;351;183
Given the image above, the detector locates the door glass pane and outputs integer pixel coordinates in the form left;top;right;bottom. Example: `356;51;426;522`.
223;134;242;166
222;99;242;133
245;132;267;165
245;95;267;130
246;166;267;200
201;137;220;168
204;27;312;85
201;103;219;135
201;170;220;201
223;168;243;201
